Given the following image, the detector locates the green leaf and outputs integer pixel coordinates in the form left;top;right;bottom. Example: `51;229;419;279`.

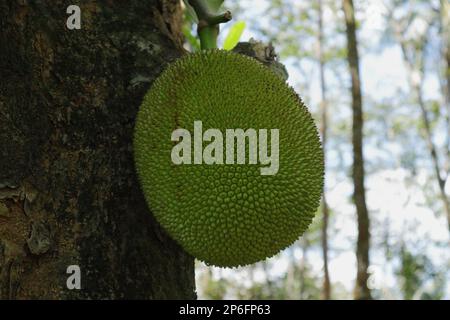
183;0;199;23
183;0;224;22
223;21;246;51
182;24;201;52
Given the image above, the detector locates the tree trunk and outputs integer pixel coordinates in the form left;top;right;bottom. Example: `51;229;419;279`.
317;0;331;300
440;0;450;183
299;235;309;300
343;0;371;300
441;0;450;111
0;0;196;299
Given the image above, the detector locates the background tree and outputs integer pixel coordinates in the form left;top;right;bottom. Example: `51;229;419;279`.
384;0;450;232
194;0;449;300
317;0;332;300
342;0;371;300
440;0;450;122
0;0;195;299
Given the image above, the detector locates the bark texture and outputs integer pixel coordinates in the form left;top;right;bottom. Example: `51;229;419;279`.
343;0;371;300
0;0;196;299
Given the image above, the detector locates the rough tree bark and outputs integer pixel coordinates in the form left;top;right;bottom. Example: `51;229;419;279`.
0;1;196;299
343;0;371;300
317;0;331;300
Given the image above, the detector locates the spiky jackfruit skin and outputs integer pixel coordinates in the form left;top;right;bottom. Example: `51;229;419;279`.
134;50;324;267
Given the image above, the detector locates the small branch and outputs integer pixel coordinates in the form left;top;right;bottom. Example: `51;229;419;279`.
188;0;232;50
206;11;232;25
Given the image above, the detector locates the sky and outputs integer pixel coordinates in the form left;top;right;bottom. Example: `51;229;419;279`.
196;0;450;299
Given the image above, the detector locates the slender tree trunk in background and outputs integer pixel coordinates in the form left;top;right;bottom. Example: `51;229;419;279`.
343;0;371;300
317;0;331;300
0;1;196;299
399;41;450;232
262;262;275;299
440;0;450;178
299;236;309;299
441;0;450;109
286;252;296;299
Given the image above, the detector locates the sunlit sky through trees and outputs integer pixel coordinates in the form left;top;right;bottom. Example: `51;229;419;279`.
194;0;450;299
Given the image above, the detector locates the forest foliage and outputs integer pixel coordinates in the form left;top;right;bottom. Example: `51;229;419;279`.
185;0;450;300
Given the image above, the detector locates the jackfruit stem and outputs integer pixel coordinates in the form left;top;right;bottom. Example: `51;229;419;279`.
206;11;232;25
188;0;232;50
198;26;219;50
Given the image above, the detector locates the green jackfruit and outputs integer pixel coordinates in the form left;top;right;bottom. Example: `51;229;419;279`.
134;50;324;267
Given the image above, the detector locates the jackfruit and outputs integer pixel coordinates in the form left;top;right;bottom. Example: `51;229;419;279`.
134;50;324;267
